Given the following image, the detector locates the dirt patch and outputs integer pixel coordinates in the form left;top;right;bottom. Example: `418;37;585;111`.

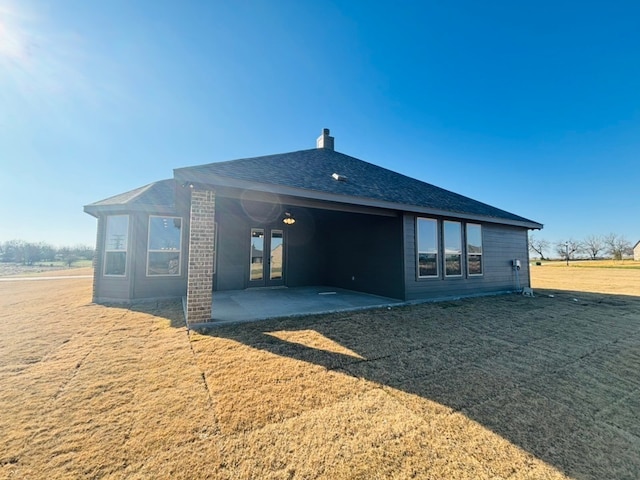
0;268;638;479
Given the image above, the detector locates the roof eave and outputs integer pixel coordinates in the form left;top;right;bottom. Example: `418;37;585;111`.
83;204;177;217
174;170;543;229
83;205;100;218
406;207;543;229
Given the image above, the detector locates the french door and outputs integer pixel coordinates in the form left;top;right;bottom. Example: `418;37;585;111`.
249;227;285;287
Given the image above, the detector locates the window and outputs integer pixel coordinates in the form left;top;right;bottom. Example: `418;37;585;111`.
444;220;462;277
147;216;182;276
104;215;129;276
270;230;283;280
417;218;438;277
466;224;483;276
250;228;264;281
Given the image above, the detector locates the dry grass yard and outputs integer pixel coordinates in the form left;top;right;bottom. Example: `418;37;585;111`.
1;264;639;479
531;261;640;296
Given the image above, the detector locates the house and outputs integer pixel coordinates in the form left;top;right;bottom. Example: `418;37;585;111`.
84;129;543;324
634;241;640;261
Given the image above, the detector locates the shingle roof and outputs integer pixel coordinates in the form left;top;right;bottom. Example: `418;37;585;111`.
175;148;541;228
84;179;176;216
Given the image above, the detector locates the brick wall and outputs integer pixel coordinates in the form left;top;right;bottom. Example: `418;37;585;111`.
186;189;216;323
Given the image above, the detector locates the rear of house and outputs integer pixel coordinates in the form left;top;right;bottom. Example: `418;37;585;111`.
85;129;542;323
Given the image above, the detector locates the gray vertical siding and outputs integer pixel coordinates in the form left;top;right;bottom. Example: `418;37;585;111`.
286;207;326;287
403;214;530;301
94;213;134;302
215;196;251;291
214;195;312;291
92;193;532;304
91;216;104;302
213;197;404;297
322;212;405;299
95;211;189;302
131;211;188;300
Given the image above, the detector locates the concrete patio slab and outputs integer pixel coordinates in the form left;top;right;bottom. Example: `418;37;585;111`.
208;286;403;324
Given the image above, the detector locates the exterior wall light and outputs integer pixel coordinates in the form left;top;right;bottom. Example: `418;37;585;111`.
283;212;296;225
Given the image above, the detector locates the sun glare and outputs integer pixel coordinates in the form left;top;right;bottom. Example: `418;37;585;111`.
0;3;31;64
0;0;95;114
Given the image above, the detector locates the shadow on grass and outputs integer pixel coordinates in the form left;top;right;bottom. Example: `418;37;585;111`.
194;290;640;480
115;299;187;329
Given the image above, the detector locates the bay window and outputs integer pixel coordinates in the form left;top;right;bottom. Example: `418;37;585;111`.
147;216;182;276
104;215;129;276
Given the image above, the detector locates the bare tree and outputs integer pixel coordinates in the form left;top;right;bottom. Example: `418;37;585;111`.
582;235;605;260
528;234;550;260
604;233;631;261
58;244;95;266
556;239;580;263
24;243;43;265
1;240;26;263
1;240;94;265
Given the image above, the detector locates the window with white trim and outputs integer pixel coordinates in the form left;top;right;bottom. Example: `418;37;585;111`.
417;218;438;278
104;215;129;276
466;223;483;276
444;220;462;277
147;216;182;276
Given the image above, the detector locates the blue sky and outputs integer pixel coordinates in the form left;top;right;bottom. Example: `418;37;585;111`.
1;1;639;255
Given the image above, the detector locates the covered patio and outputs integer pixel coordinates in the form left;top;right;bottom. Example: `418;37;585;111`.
194;286;403;325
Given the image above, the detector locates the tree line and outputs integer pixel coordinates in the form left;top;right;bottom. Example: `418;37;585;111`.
0;240;95;267
529;233;635;261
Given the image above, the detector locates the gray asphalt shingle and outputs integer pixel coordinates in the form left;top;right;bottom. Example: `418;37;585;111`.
85;179;175;209
176;148;539;225
85;147;540;227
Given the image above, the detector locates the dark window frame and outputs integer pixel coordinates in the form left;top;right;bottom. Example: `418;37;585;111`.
416;217;439;279
466;223;483;277
146;215;183;277
443;220;463;277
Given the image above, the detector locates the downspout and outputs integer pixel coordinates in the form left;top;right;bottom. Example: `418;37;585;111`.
526;229;532;289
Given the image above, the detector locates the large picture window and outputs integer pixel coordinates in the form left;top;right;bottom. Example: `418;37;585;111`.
466;224;483;276
104;215;129;276
147;216;182;276
444;220;462;277
417;218;438;278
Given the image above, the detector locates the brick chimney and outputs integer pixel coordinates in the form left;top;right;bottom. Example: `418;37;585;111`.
316;128;334;150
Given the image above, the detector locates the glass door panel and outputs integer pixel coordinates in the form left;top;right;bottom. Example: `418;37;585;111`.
250;228;264;281
270;230;283;280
